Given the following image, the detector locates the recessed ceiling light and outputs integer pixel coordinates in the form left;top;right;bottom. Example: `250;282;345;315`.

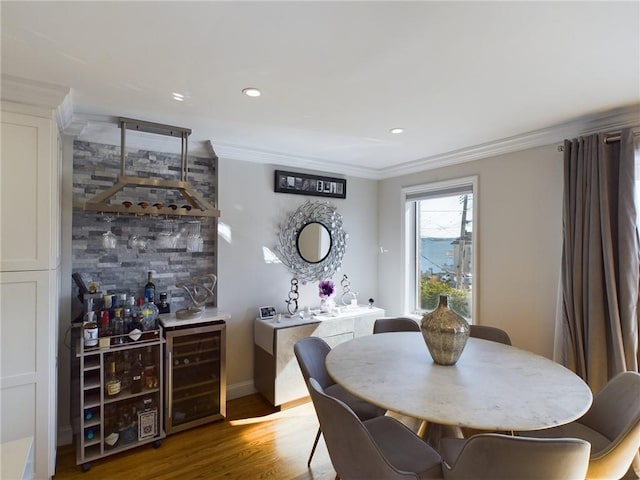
242;87;261;97
390;128;404;134
172;92;185;102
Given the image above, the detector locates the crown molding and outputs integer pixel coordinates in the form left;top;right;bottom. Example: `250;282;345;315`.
64;103;640;180
213;143;379;179
379;103;640;179
1;74;72;128
69;114;212;157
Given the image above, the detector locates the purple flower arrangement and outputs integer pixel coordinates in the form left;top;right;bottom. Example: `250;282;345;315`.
318;280;336;299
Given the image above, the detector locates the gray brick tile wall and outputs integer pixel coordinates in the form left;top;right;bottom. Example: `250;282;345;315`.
72;140;218;311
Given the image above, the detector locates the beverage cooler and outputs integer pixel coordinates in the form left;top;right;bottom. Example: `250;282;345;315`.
161;314;227;434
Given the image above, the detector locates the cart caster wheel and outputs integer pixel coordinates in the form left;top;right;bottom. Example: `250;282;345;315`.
152;440;162;449
81;463;91;472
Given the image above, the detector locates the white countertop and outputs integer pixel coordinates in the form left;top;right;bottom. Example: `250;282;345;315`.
160;308;230;328
254;305;384;355
326;332;593;432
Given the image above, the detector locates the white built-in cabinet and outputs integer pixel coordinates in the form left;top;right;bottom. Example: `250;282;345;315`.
1;107;61;479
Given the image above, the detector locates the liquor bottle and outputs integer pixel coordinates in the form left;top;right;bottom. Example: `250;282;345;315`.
128;298;144;342
103;294;113;320
144;271;156;304
112;308;125;344
99;310;111;339
104;404;119;448
156;292;170;314
123;296;135;334
105;359;121;397
130;353;144;394
83;311;99;348
140;293;159;332
143;346;157;389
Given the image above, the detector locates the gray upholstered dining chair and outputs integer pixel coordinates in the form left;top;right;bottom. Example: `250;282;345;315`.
372;317;424;434
373;317;420;334
520;371;640;480
439;433;591;480
469;324;512;345
294;337;386;467
308;377;443;480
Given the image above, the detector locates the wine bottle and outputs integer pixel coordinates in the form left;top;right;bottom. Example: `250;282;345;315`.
130;353;143;394
144;271;156;304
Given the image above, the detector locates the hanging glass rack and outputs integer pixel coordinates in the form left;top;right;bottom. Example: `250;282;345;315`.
73;117;220;218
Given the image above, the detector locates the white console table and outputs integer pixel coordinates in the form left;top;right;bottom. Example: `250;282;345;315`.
254;306;385;407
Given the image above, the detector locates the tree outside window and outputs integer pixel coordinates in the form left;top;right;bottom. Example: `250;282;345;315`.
405;178;476;320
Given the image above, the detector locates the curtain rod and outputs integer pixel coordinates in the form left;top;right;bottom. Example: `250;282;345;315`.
557;131;640;152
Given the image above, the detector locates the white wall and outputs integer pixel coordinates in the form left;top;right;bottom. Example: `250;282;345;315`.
378;144;564;358
217;159;379;397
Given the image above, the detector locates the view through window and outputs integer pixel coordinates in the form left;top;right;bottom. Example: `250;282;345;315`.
405;178;476;320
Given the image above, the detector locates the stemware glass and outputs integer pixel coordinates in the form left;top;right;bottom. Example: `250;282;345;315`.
186;221;203;253
156;220;174;249
102;216;117;249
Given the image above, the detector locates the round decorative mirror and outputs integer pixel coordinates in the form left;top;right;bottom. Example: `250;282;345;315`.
276;200;347;284
297;222;332;263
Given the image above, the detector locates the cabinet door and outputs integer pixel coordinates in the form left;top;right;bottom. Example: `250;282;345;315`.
0;269;54;478
166;327;225;433
1;111;55;271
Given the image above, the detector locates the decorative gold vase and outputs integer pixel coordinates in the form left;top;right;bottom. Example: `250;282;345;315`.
421;294;470;365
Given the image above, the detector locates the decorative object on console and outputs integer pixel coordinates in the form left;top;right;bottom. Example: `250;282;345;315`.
285;278;300;315
276;200;347;284
274;169;347;199
340;274;358;306
175;274;217;320
420;294;470;365
318;279;336;313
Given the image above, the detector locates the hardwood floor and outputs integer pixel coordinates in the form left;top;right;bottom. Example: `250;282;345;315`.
54;394;337;480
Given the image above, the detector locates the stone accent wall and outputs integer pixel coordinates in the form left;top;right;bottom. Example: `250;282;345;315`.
72;140;218;311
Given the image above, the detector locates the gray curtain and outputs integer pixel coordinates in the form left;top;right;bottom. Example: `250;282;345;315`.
555;128;639;394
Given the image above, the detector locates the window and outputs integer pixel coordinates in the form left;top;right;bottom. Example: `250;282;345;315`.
403;177;477;321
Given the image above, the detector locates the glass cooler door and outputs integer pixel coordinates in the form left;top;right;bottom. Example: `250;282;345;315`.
165;322;226;434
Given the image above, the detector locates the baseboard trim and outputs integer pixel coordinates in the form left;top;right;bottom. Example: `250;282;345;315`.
57;424;73;446
227;380;257;400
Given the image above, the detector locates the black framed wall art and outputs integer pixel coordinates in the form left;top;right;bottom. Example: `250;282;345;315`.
274;170;347;199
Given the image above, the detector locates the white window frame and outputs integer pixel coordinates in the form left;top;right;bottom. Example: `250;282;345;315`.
401;176;478;322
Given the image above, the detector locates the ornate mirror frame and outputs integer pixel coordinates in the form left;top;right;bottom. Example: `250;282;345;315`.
276;200;348;284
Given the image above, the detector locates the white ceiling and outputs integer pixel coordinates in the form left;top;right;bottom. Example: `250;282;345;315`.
2;1;639;179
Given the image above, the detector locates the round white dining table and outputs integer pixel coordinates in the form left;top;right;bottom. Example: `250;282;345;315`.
325;332;593;432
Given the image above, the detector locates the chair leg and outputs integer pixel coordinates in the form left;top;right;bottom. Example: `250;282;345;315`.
307;427;322;467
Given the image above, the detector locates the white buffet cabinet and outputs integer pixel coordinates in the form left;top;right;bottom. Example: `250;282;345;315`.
254;306;384;407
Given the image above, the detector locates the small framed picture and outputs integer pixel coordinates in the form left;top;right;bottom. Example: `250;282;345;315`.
259;306;276;319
